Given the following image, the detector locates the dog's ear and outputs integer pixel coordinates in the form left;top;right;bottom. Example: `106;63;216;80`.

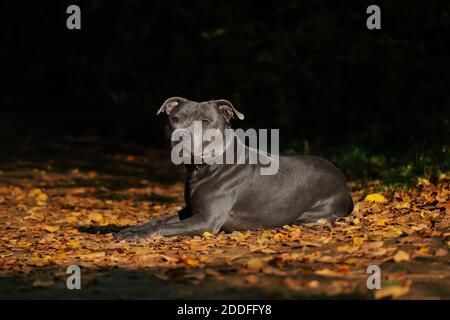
157;97;187;115
215;99;245;121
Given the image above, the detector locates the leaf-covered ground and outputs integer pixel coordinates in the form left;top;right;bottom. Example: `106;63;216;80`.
0;136;449;299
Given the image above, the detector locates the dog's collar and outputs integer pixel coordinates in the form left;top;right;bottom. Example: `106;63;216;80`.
193;130;234;169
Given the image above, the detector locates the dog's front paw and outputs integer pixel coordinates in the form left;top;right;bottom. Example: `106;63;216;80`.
114;227;159;241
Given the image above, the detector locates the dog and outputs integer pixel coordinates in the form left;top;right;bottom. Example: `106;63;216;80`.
115;97;353;240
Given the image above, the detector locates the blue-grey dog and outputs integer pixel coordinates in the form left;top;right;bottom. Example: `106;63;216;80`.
116;97;353;240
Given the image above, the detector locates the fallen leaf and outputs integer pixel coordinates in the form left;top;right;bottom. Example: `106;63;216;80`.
353;237;364;246
32;279;55;287
393;250;410;262
417;177;430;186
79;251;106;260
365;193;387;203
246;258;264;272
202;231;214;238
299;240;322;247
283;277;303;291
435;248;448;257
314;268;340;277
205;269;225;281
246;274;259;285
337;245;357;253
375;284;410;299
88;212;105;224
159;254;178;263
42;225;59;233
181;256;199;267
307;280;320;289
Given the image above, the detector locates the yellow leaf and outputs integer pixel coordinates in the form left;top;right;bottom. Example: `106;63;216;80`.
260;231;273;239
182;256;199;267
29;188;48;206
30;255;52;267
32;279;55;287
375;285;410;299
42;225;59;233
345;258;360;264
337;245;356;253
393;250;410;262
88;212;105;223
273;233;287;240
364;193;387;203
376;219;387;226
417;177;430;186
199;256;210;263
37;193;48;202
418;246;429;254
79;251;106;260
420;211;426;219
353;237;364;246
30;188;43;196
202;231;214;238
246;258;264;272
66;239;80;248
314;268;340;277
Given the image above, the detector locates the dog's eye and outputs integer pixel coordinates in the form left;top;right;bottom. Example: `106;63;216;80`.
202;119;210;126
172;116;179;124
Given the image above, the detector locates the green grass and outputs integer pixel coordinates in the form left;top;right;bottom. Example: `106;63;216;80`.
283;143;449;189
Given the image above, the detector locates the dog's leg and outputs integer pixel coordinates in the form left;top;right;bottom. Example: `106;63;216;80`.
296;193;352;224
116;212;225;240
114;214;179;240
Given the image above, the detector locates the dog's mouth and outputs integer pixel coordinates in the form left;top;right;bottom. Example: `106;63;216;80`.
171;130;233;164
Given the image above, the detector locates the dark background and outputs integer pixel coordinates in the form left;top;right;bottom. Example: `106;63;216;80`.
1;0;449;181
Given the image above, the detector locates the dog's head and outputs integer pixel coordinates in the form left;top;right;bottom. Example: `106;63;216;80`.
157;97;244;161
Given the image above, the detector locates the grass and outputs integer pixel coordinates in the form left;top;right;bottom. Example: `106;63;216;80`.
283;142;450;189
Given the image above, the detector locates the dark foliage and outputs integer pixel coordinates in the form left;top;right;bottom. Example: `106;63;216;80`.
1;1;449;177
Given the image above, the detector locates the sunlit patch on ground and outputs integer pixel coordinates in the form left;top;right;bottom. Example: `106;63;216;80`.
0;138;448;299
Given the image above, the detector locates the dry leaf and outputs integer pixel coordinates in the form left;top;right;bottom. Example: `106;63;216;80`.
393;250;410;262
353;237;364;246
314;268;340;277
435;248;448;257
375;284;410;299
307;280;320;289
182;256;199;267
246;258;264;272
246;274;259;285
365;193;387;203
88;213;105;224
283;277;303;291
32;279;55;287
42;225;59;233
